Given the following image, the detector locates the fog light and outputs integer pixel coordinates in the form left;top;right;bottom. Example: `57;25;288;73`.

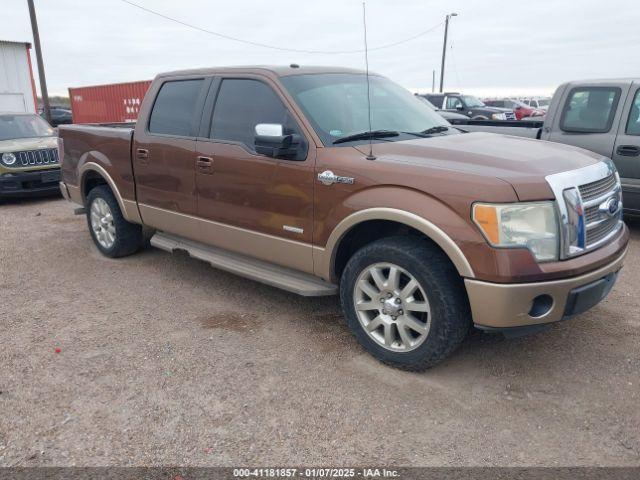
529;294;553;318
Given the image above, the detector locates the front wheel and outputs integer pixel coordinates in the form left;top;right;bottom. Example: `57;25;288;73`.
86;185;144;258
340;236;471;371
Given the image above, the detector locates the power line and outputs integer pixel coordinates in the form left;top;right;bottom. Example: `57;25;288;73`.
120;0;444;54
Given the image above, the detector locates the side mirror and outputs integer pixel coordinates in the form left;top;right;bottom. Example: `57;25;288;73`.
254;123;301;158
456;105;464;111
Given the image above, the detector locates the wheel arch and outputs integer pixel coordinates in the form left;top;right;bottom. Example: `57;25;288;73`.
79;162;141;223
319;208;475;283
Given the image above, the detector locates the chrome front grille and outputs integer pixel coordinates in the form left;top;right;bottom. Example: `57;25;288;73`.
579;174;617;202
586;216;620;245
546;159;623;259
17;148;59;166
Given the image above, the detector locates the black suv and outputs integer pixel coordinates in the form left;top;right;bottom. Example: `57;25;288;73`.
421;93;516;120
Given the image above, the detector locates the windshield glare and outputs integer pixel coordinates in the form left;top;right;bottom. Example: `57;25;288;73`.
462;96;485;107
0;114;54;141
281;74;450;145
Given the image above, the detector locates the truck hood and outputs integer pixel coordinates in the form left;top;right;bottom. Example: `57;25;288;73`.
0;136;57;153
354;132;603;201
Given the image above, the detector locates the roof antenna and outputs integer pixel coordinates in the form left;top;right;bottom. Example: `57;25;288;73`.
362;2;376;160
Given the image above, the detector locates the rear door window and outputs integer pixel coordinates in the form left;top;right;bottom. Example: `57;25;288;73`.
626;89;640;136
560;87;621;133
427;95;444;108
148;79;205;136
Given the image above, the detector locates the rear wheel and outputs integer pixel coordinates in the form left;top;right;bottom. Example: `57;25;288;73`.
340;236;471;371
86;185;143;258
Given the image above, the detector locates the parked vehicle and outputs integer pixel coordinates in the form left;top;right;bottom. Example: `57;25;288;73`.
483;98;544;120
58;66;628;370
415;95;469;121
521;97;550;111
0;40;38;113
46;107;73;127
0;112;60;198
421;93;517;120
450;79;640;215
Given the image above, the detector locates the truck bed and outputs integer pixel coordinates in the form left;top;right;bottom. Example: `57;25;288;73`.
58;123;137;203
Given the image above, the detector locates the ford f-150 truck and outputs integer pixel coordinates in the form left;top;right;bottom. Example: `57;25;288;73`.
451;79;640;216
58;66;629;370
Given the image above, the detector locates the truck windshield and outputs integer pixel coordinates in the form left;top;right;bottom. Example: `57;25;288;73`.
0;114;54;141
280;74;450;146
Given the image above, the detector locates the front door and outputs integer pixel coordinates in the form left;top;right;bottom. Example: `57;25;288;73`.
133;77;209;232
612;83;640;214
194;77;315;273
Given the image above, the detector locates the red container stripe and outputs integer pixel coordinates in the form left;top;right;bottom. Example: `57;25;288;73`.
68;80;152;124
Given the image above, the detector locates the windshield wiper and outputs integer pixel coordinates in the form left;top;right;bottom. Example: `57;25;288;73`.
333;130;399;144
420;126;450;135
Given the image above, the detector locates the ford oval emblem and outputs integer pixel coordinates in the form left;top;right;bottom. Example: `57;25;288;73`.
599;197;620;217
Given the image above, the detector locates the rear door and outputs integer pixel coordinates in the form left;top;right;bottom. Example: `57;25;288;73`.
612;82;640;213
547;82;630;157
133;77;209;231
193;76;316;273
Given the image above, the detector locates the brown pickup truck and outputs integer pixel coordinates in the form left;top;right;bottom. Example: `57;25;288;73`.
58;66;629;370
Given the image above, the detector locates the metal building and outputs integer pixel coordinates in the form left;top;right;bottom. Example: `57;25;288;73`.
0;40;38;113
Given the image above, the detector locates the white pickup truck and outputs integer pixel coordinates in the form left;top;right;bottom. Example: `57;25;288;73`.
451;79;640;216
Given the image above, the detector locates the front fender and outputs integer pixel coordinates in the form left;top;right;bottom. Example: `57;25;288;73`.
314;186;484;281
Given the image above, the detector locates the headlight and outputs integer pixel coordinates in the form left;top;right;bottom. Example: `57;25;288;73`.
491;113;506;120
1;152;17;166
472;202;559;262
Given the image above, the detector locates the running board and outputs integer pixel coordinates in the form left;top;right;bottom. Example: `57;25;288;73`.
150;232;337;297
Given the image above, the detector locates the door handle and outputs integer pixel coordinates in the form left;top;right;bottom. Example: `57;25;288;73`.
616;145;640;157
196;156;213;173
136;148;149;159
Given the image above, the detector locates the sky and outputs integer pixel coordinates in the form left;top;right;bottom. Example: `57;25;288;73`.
3;0;638;98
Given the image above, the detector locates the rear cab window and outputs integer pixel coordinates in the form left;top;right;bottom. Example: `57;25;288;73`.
560;86;621;133
148;79;205;136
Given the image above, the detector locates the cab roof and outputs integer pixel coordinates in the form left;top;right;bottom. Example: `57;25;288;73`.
156;65;374;79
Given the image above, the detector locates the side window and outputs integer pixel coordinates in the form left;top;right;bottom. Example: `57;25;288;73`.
560;87;621;133
626;89;640;136
211;79;300;150
446;97;463;109
148;79;204;136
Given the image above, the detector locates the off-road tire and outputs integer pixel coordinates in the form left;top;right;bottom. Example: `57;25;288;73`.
85;185;144;258
340;236;471;371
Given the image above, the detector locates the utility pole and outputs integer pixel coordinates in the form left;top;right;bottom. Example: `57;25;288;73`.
27;0;51;123
432;70;435;93
439;12;458;93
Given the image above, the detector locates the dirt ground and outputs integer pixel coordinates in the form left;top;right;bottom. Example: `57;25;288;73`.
0;196;638;467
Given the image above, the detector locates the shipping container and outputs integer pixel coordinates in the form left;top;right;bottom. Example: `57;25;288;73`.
68;80;152;124
0;40;38;113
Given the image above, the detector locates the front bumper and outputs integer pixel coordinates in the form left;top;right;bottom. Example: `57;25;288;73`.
465;245;627;330
0;168;61;197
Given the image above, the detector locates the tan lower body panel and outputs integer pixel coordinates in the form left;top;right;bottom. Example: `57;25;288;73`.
138;203;314;275
465;248;627;328
151;232;337;297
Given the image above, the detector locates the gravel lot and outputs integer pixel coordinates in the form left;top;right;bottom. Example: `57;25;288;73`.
0;196;639;467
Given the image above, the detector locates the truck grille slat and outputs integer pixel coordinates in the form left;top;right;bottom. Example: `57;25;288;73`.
579;174;617;202
578;173;621;249
15;148;59;167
